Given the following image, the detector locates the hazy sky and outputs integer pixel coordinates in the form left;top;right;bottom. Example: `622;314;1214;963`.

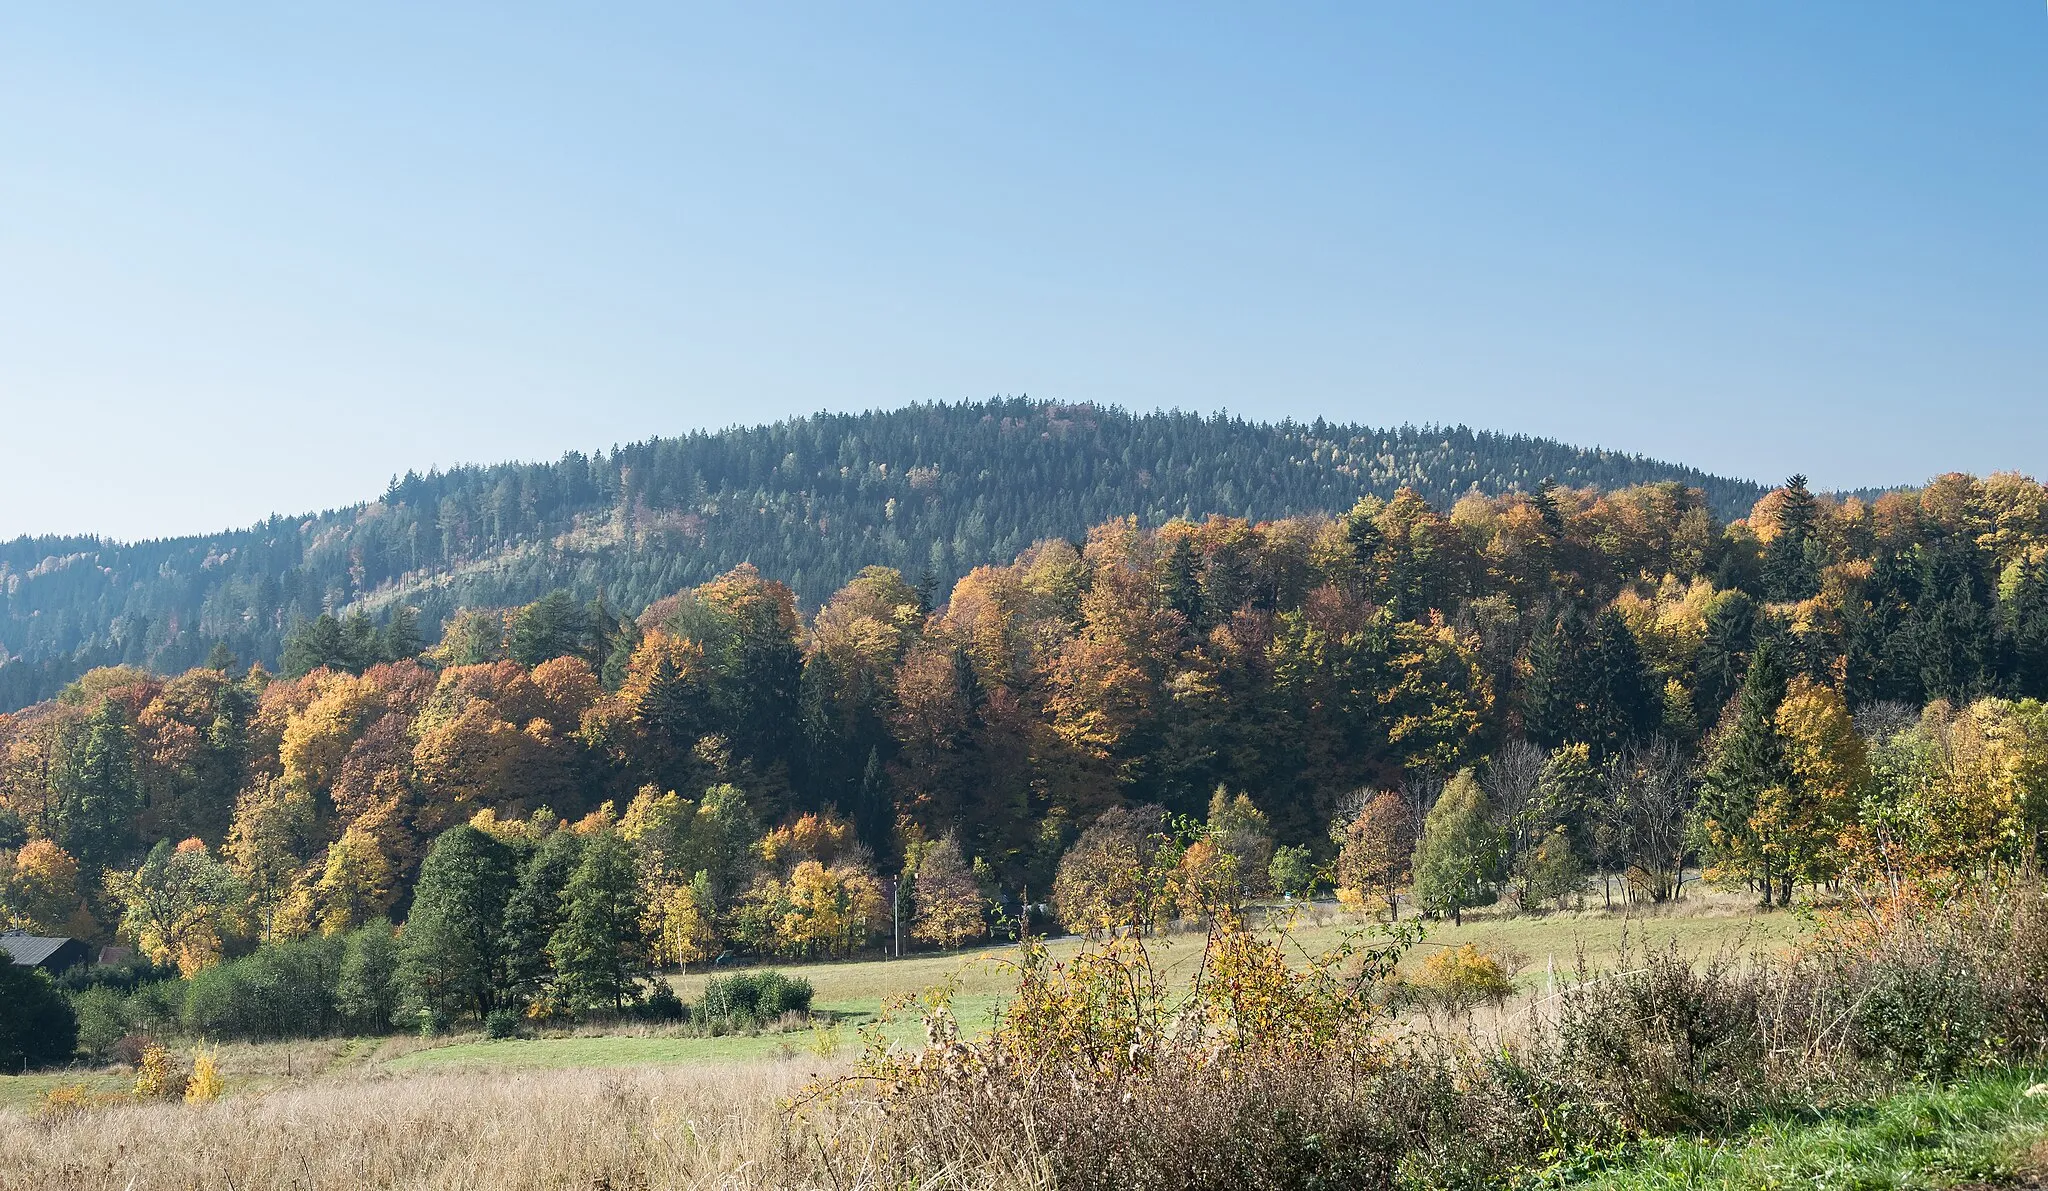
3;5;2044;541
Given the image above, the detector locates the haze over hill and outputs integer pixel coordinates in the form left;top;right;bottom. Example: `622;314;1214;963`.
0;399;1781;711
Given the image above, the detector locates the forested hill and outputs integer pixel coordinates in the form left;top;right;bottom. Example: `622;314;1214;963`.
0;399;1764;711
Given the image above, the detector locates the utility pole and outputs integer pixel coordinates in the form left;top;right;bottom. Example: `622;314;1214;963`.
892;876;901;959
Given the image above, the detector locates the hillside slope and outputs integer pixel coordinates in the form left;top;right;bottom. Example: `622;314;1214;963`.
0;398;1765;710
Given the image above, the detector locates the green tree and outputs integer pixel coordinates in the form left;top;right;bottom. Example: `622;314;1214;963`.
1267;844;1317;898
1760;475;1821;602
281;613;349;677
506;591;593;666
0;964;77;1069
499;828;586;1010
381;606;424;661
1410;770;1497;926
50;698;143;872
1699;645;1791;906
547;830;651;1014
336;919;400;1032
397;825;518;1024
1693;591;1758;724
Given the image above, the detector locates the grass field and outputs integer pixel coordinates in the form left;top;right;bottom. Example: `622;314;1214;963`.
21;898;2031;1191
2;895;1805;1094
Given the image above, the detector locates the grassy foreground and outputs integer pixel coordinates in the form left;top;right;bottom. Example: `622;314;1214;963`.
1544;1071;2048;1190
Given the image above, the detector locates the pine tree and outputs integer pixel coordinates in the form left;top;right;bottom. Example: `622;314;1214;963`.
547;830;651;1014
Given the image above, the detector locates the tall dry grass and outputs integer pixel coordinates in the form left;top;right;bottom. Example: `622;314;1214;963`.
0;1060;928;1191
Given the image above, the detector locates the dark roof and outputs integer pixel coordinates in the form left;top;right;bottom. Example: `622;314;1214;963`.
0;930;78;967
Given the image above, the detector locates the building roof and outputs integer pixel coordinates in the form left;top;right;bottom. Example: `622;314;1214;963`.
0;930;78;967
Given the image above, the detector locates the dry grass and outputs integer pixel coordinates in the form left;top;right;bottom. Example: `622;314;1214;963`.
0;1060;896;1191
0;898;1801;1190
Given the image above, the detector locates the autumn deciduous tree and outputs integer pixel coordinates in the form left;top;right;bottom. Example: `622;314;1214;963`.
315;823;394;935
911;836;986;949
0;838;87;935
1333;791;1412;919
647;871;717;969
105;838;241;975
740;859;885;959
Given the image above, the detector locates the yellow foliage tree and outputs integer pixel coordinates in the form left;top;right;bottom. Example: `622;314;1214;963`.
769;860;884;958
0;838;85;934
315;823;394;934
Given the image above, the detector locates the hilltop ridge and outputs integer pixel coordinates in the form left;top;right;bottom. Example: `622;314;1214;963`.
0;398;1769;710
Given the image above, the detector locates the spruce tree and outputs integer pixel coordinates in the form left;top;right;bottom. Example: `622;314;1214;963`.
1693;591;1758;725
1761;475;1821;602
1523;607;1596;750
1699;644;1790;907
1589;608;1658;758
2005;557;2048;698
51;699;142;872
381;606;423;661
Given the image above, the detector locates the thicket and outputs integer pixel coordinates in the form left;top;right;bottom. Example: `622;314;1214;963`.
835;855;2048;1191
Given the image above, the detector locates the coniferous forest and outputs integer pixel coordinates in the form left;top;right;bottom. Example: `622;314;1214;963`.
0;399;1771;712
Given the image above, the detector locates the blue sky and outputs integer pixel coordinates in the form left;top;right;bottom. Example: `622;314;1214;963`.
2;4;2043;540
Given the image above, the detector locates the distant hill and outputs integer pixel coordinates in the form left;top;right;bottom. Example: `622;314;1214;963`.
0;398;1770;711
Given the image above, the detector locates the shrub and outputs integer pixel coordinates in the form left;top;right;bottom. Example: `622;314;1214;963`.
70;983;131;1059
36;1084;103;1120
182;936;345;1041
123;978;186;1035
55;955;175;996
1406;944;1518;1012
484;1009;522;1040
1524;944;1835;1137
700;970;814;1025
0;963;78;1070
186;1049;225;1102
638;981;685;1022
133;1044;188;1099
